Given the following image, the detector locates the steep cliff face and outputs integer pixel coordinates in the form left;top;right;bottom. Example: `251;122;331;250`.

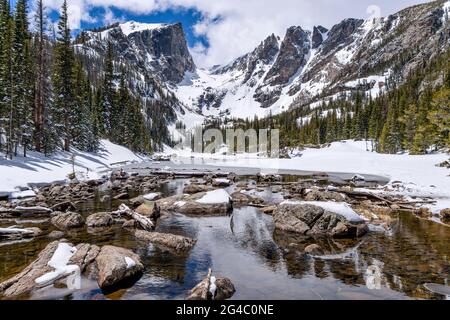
74;1;450;131
74;21;202;145
174;0;449;120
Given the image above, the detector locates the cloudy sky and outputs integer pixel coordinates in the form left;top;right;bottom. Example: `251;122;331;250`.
32;0;433;67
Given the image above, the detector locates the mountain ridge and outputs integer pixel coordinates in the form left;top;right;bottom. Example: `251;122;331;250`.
75;0;450;135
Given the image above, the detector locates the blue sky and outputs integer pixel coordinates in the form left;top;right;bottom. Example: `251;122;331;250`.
17;0;434;67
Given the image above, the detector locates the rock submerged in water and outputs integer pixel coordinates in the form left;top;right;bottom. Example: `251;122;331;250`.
183;184;211;194
157;189;233;216
187;272;236;300
0;241;67;297
440;209;450;224
0;242;143;297
51;201;77;212
305;189;346;202
95;245;144;291
134;230;196;252
273;202;368;238
304;244;324;255
231;191;264;206
51;212;85;230
86;212;114;228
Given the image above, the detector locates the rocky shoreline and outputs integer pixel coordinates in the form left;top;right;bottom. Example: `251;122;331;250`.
0;168;449;300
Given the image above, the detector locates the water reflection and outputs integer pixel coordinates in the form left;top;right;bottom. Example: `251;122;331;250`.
0;179;449;300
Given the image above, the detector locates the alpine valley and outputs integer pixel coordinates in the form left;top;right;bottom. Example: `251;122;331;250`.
73;0;450;152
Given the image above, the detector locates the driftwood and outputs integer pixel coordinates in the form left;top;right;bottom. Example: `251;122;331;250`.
202;268;213;300
114;204;154;231
0;227;35;240
0;206;52;216
337;189;415;210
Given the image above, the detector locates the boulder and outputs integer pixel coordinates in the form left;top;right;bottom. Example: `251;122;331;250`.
135;202;161;221
214;278;236;300
86;212;114;228
187;273;235;300
51;212;85;230
273;202;367;238
259;206;277;215
68;243;100;272
0;241;65;297
183;184;211;194
305;189;346;202
304;244;324;255
47;230;65;239
95;246;144;290
440;209;450;224
135;230;196;252
416;208;432;218
158;190;233;216
230;191;264;205
212;178;231;187
129;195;145;208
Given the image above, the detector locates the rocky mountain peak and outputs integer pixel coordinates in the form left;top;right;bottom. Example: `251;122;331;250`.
321;18;364;56
83;21;195;84
312;25;329;49
264;26;310;86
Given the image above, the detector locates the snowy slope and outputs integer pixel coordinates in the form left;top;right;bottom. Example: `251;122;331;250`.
167;140;450;213
119;21;168;36
172;0;449;121
0;140;146;198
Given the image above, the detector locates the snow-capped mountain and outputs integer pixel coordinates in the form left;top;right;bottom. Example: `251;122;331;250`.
75;0;450;132
176;0;449;121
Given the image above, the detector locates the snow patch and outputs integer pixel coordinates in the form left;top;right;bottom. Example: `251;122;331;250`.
143;193;160;201
120;21;168;36
35;243;81;290
209;276;217;297
281;200;364;222
125;257;136;269
196;189;231;204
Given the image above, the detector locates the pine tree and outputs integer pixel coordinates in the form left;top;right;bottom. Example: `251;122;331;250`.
100;41;116;136
53;0;75;151
428;87;450;149
12;0;33;156
34;0;52;154
0;0;13;158
116;69;130;145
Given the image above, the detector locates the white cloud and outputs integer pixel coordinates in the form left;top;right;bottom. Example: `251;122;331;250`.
42;0;432;67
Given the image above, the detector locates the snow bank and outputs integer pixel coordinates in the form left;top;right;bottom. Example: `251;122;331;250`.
209;276;217;297
125;257;136;269
143;193;160;201
196;189;231;204
281;200;365;223
35;243;81;290
120;21;168;36
0;140;146;198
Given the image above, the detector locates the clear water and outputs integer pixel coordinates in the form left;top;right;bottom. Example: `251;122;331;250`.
0;179;449;300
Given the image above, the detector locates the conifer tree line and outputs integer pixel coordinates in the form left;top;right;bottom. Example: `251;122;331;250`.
0;0;151;160
226;49;450;155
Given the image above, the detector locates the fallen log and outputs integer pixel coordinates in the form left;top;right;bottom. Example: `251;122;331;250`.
0;206;52;216
0;227;36;241
337;189;415;210
202;268;213;300
114;204;154;231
